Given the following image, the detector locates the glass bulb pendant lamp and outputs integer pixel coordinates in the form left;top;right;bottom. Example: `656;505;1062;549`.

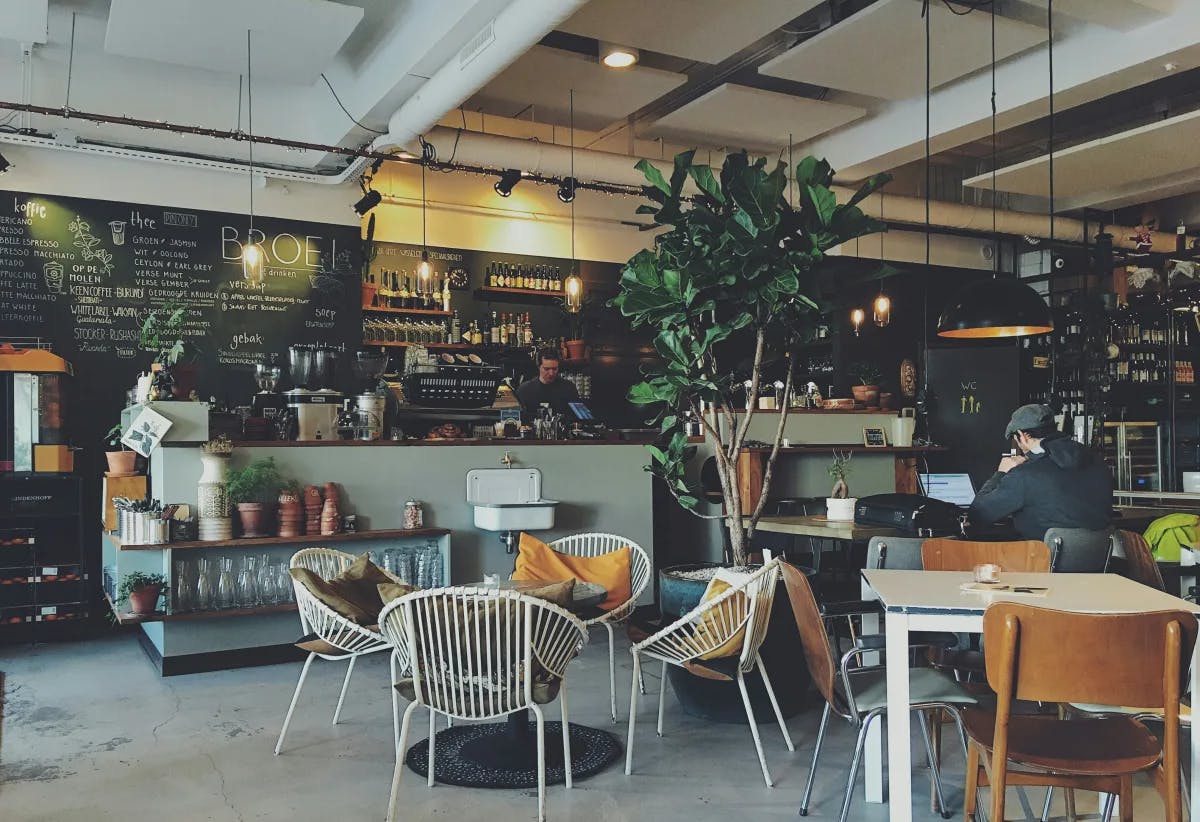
563;88;585;314
564;266;583;313
873;293;890;327
241;29;265;286
417;157;432;291
851;307;865;336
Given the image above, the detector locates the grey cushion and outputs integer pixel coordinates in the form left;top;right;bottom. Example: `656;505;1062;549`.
846;667;978;714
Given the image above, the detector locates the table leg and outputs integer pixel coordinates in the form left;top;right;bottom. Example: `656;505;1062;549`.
885;610;914;822
1191;641;1199;822
861;580;884;804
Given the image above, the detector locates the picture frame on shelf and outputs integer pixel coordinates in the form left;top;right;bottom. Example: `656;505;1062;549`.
862;427;888;448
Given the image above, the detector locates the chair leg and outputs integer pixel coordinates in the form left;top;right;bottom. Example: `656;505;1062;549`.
386;701;420;822
756;653;794;752
1100;792;1115;822
1040;787;1054;822
799;702;832;816
988;743;1009;822
964;740;980;822
427;708;436;788
604;622;617;724
560;687;573;790
839;711;880;822
625;652;640;776
532;704;547;822
917;709;951;819
274;652;316;755
656;659;668;737
736;668;773;788
389;652;401;750
332;654;357;725
1118;773;1133;822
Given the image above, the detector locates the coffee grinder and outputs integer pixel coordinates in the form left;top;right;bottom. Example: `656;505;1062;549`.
285;344;343;441
251;354;287;416
350;348;388;441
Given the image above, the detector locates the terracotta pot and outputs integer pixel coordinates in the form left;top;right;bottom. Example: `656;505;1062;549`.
851;384;880;407
105;450;138;476
236;502;269;538
171;363;199;400
879;391;894;410
564;339;586;360
128;585;162;615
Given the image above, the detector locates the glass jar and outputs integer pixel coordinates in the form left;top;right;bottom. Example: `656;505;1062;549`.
403;499;424;530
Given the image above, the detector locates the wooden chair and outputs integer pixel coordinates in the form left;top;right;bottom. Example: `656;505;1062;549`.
1115;529;1166;591
962;603;1197;822
921;538;1051;573
274;548;397;755
778;561;976;822
625;559;793;788
379;587;588;822
546;532;651;723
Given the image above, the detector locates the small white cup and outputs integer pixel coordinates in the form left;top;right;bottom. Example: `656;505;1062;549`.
973;563;1001;584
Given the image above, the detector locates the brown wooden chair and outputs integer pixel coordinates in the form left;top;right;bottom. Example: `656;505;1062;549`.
921;538;1051;573
962;603;1197;822
1115;529;1166;591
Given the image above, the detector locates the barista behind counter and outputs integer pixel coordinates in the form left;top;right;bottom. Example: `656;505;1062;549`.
517;348;580;415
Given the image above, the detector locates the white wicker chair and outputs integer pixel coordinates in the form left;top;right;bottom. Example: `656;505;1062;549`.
379;587;588;822
274;548;398;755
625;558;793;788
545;532;651;723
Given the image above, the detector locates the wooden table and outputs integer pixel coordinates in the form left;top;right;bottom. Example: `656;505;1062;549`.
748;514;904;542
861;569;1200;822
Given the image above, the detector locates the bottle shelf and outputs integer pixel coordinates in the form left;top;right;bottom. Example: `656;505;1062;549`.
474;287;563;304
363;305;451;316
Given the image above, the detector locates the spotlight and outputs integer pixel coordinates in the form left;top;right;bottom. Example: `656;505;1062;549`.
557;177;577;203
353;189;381;215
0;152;9;173
494;168;522;198
600;42;639;68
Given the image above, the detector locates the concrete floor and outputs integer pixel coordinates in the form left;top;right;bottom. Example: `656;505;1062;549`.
0;631;1172;821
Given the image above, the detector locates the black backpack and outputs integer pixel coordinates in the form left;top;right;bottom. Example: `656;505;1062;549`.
854;493;966;537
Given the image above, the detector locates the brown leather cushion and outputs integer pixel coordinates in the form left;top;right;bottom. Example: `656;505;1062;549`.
962;708;1162;775
378;581;419;605
290;554;394;625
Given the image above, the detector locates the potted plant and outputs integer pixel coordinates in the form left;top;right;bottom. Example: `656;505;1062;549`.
559;293;593;361
225;457;288;538
613;150;889;720
103;424;137;476
139;302;198;400
826;451;856;521
118;571;167;615
849;361;883;408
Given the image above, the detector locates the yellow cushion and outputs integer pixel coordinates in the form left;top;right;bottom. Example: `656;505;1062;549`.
694;573;748;661
512;533;631;611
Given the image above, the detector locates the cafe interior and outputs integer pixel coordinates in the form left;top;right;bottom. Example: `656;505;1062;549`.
6;1;1200;820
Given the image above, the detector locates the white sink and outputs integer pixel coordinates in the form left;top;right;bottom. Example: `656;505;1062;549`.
466;467;558;532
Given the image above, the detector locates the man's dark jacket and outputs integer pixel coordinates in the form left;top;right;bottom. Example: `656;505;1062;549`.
968;434;1112;541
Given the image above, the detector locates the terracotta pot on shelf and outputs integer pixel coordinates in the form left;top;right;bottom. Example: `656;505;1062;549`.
563;339;586;360
127;585;162;615
851;384;880;407
879;391;894;410
105;450;138;476
236;502;269;538
277;490;302;538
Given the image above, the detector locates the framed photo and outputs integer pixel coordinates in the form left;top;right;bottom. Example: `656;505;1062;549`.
121;406;173;458
862;426;888;448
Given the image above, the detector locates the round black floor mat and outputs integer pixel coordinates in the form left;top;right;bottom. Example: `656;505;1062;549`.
404;721;622;788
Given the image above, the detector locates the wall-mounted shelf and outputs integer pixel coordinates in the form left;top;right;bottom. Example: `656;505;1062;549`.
367;341;471;350
473;287;563;305
104;591;298;625
363;305;451;316
105;528;451;552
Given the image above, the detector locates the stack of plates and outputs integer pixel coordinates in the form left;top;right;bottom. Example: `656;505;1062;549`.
198;517;233;542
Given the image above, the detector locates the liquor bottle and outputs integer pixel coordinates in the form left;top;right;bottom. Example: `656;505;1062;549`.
523;312;534;346
553;267;562;291
508;313;517;346
471;321;483;346
500;265;509;288
499;313;509;346
535;265;544;290
442;276;451;312
450;311;461;344
490;311;500;345
389;271;400;309
489;264;498;288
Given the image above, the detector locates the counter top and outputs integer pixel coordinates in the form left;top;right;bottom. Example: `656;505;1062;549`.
205;437;702;447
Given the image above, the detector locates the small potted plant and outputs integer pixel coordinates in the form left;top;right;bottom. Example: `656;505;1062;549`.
118;571;167;615
560;294;593;361
103;424;138;476
139;302;199;400
826;451;856;521
225;457;288;538
849;361;883;408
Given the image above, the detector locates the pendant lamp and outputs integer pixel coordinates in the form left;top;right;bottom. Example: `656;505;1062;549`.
873;194;891;327
936;3;1052;339
241;29;265;285
417;157;432;293
563;89;584;313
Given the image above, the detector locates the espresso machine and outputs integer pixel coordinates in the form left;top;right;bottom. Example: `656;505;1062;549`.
351;348;389;441
1;341;74;473
285;345;342;441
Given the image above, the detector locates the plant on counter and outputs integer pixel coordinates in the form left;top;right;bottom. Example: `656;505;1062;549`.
226;457;289;538
560;294;595;359
200;435;234;456
849;361;883;407
117;571;167;615
103;424;138;476
612;149;890;566
827;451;853;499
140;301;201;400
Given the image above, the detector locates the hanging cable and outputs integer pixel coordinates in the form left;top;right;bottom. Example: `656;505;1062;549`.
320;73;387;135
65;13;77;111
990;0;998;274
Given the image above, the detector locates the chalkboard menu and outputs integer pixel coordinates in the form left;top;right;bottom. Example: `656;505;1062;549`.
0;189;362;401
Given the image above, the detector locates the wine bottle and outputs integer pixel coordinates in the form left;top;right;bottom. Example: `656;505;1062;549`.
491;311;500;345
524;312;534;345
489;264;498;288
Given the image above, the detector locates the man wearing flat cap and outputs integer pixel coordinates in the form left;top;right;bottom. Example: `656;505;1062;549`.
968;403;1112;540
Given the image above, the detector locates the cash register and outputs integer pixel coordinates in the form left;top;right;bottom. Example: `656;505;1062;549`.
566;401;606;439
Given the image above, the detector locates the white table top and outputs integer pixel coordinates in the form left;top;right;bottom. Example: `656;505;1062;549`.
862;569;1200;616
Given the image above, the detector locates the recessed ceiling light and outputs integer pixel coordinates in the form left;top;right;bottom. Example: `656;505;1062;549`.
1164;62;1178;72
600;42;639;69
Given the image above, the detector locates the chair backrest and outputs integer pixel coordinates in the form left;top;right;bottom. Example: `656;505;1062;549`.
779;561;840;713
866;536;927;570
379;586;587;719
289;547;356;635
1116;529;1166;591
547;532;651;620
983;602;1197;710
1044;527;1114;573
676;560;780;671
921;538;1051;572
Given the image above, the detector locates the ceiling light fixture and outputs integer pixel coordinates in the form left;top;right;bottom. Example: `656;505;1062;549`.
353;189;381;215
557;177;577;204
494;168;521;197
937;2;1052;339
851;307;866;336
241;29;265;286
600;42;639;68
563;89;584;314
417;152;432;290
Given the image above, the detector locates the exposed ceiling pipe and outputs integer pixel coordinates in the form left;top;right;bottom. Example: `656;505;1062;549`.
418;125;1177;252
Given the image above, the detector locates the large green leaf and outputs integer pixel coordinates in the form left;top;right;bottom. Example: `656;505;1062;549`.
636;159;670;195
688;164;725;205
806;184;838;227
843;172;892;211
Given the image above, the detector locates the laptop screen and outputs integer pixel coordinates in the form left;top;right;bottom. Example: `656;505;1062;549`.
920;473;977;507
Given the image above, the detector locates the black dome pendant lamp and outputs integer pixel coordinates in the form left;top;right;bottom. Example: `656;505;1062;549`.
936;1;1053;340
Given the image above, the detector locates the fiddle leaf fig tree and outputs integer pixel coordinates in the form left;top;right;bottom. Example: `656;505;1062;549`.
612;150;890;566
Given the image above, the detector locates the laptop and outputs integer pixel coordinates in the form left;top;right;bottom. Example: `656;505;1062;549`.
919;473;977;508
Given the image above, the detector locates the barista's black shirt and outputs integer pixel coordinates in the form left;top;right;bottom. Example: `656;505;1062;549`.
516;377;580;414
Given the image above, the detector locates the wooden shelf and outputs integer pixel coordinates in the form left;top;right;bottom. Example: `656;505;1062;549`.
740;445;949;454
473;287;562;304
558;357;589;369
363;305;451;316
722;408;900;415
367;341;472;350
104;527;451;552
105;591;298;625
